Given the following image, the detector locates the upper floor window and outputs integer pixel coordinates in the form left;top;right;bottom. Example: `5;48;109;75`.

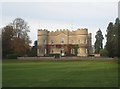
78;40;80;44
51;40;54;44
84;39;87;44
71;40;74;44
44;40;46;44
61;38;64;44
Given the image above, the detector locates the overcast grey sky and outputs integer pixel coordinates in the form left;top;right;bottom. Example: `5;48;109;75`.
1;1;118;46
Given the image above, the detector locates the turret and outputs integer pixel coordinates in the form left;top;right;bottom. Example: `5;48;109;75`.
76;28;88;57
37;29;48;56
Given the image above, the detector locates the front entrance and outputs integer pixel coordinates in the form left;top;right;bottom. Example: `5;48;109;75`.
60;49;65;56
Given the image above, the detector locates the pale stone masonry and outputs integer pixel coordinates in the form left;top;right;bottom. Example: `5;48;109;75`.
37;28;92;57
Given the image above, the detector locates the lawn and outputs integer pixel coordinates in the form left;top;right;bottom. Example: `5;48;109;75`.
2;59;118;87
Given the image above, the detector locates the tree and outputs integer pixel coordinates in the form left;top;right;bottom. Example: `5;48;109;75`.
105;18;120;57
13;18;30;43
118;18;120;58
105;22;114;57
11;37;29;56
94;29;104;54
2;18;31;58
2;25;14;58
12;18;31;56
113;18;119;57
28;40;37;57
13;18;29;38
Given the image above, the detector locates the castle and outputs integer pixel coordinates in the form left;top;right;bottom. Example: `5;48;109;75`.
37;28;92;57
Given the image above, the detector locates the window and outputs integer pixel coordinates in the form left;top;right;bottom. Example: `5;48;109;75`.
71;48;75;54
44;40;46;44
71;40;74;44
86;39;87;44
61;38;64;44
37;49;39;54
71;49;72;54
86;49;87;54
45;49;47;54
51;40;54;44
52;50;53;53
78;40;80;44
84;39;87;44
73;49;75;54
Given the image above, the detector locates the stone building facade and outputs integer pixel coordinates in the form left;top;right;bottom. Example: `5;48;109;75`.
37;28;92;57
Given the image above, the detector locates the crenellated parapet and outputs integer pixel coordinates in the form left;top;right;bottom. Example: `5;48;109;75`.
38;29;48;36
38;28;88;36
48;29;69;36
76;28;88;35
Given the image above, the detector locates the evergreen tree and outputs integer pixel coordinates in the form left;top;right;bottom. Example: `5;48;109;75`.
106;22;114;57
118;18;120;58
105;18;120;57
114;18;119;57
28;40;37;57
94;29;104;54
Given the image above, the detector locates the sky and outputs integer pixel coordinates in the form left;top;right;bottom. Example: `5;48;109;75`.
0;0;119;46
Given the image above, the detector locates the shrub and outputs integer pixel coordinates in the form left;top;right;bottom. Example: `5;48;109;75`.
46;54;60;58
100;49;108;57
6;54;19;59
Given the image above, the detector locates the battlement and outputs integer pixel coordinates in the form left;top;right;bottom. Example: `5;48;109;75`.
38;29;48;36
38;28;88;36
38;29;48;31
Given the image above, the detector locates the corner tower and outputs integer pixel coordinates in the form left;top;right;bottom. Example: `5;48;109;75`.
76;28;88;56
37;29;48;56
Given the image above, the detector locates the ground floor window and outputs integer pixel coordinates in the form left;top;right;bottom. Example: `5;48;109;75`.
45;49;47;54
61;49;64;56
86;49;87;54
71;48;75;54
52;50;53;53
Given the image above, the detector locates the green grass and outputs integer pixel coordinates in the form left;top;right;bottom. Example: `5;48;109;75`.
2;59;118;87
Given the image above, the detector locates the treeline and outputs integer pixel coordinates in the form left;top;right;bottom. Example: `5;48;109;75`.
94;18;120;58
2;18;37;59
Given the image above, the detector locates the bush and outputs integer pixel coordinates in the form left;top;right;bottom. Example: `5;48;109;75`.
6;54;19;59
100;49;108;57
88;54;94;57
45;54;60;58
66;54;76;57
